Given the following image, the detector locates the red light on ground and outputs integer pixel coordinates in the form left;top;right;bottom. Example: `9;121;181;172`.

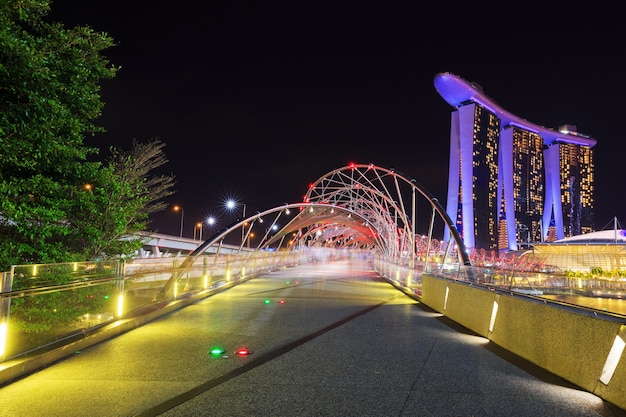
235;348;252;356
279;299;285;304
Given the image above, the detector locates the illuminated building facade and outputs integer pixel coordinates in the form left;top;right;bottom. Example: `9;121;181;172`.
446;103;500;250
434;73;596;251
502;127;544;245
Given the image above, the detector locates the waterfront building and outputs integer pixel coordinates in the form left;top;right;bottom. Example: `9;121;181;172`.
434;72;596;251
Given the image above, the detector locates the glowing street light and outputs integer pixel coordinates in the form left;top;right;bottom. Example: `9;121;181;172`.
194;222;203;241
173;205;184;238
195;216;217;242
226;200;247;246
226;200;246;219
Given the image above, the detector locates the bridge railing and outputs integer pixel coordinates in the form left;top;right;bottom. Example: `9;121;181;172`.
2;250;625;372
0;250;307;363
374;255;626;302
373;255;626;412
3;251;624;408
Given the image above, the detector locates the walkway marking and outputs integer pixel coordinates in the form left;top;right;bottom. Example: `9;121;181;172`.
134;296;397;417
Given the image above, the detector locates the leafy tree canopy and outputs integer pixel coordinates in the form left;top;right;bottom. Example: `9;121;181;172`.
0;1;175;270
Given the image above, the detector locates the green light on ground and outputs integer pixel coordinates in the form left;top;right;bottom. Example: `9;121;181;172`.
209;347;225;356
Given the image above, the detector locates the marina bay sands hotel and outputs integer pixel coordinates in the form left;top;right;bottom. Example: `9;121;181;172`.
435;72;596;252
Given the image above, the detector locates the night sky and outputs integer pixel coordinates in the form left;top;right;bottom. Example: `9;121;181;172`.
47;2;626;237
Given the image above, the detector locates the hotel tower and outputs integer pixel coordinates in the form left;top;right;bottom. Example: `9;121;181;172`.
434;72;596;251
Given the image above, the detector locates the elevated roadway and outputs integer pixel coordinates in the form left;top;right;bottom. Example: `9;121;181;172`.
127;232;245;258
0;260;621;417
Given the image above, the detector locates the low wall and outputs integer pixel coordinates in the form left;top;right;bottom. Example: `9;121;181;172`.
419;274;626;411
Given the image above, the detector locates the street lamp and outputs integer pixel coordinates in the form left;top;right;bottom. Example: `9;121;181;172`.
226;200;246;219
226;200;247;246
173;205;184;238
205;216;216;241
193;222;203;241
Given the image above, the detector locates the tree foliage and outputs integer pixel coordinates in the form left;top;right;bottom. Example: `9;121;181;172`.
71;140;175;260
0;1;175;270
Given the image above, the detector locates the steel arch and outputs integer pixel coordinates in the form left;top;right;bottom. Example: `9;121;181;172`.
177;162;470;266
303;163;470;266
156;163;471;299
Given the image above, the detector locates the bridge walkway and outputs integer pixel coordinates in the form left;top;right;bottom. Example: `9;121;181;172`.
0;260;621;417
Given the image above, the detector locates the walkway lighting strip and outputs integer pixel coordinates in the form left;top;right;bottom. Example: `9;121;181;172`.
599;325;626;385
0;322;6;359
489;296;500;333
117;294;124;318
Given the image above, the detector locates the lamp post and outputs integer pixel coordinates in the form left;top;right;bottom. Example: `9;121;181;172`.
194;222;203;241
226;200;247;246
173;205;184;238
203;216;216;241
242;204;248;247
226;200;246;219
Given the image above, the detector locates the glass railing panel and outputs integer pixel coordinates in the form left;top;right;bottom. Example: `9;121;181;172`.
11;261;119;290
4;279;118;360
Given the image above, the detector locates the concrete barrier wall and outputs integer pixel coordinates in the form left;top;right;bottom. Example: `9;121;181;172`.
421;276;494;337
419;274;626;411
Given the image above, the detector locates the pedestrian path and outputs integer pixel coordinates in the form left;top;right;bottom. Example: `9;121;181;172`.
0;261;622;416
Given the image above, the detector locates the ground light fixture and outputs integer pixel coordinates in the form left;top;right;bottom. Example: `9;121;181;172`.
208;346;253;357
235;347;252;356
209;347;226;357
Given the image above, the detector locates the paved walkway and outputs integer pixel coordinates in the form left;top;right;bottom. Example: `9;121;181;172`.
0;260;624;416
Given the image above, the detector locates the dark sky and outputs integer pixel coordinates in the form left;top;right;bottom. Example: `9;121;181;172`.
47;2;626;237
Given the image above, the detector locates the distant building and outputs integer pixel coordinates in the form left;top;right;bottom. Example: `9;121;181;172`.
527;228;626;273
434;72;596;251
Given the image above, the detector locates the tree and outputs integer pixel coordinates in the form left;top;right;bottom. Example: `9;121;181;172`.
0;1;174;270
4;138;176;342
69;139;175;260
